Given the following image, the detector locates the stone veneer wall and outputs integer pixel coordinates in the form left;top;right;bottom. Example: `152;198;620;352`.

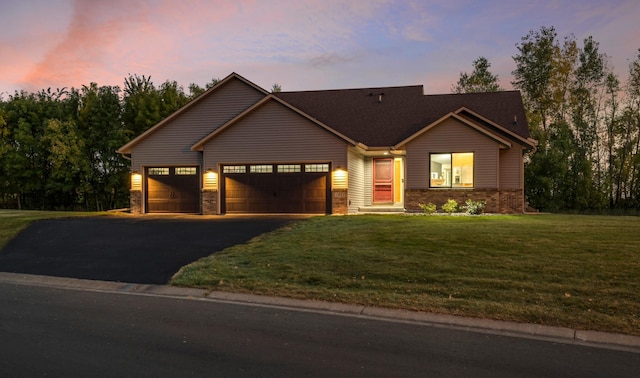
130;190;142;214
202;190;217;215
405;189;524;214
332;189;348;214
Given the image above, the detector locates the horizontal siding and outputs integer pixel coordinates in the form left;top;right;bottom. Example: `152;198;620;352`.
131;79;265;171
499;147;523;190
404;118;500;189
347;148;365;213
203;100;348;169
363;158;373;205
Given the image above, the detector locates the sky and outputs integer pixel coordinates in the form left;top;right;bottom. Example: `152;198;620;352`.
1;0;639;98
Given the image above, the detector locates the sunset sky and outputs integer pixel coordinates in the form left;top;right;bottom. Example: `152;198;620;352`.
1;0;638;98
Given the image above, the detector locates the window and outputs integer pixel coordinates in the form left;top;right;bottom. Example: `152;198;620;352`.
250;165;273;173
175;167;197;175
223;165;246;174
277;164;301;173
430;153;474;188
305;163;329;172
148;168;169;175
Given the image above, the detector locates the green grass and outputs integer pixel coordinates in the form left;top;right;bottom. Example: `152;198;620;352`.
0;210;107;249
172;214;640;336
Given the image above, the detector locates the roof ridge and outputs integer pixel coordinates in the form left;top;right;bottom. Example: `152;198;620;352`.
278;84;423;94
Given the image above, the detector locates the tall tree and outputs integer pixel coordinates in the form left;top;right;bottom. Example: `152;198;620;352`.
77;83;128;210
512;26;557;132
451;57;501;93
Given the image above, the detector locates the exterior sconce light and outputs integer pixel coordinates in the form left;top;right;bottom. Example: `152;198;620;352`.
131;171;142;190
204;169;218;190
332;167;348;190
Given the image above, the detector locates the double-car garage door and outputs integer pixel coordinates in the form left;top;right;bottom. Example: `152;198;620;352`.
145;163;330;214
222;163;330;214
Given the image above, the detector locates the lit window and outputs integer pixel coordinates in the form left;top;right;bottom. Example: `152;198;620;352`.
148;168;169;175
250;165;273;173
223;165;246;174
305;163;329;172
430;153;474;188
277;164;301;173
175;167;197;175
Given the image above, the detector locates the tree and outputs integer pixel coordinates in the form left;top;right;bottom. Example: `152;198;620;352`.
77;83;128;210
452;57;501;93
512;26;557;132
271;83;282;93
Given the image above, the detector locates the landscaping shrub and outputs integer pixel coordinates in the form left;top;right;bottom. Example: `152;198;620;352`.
418;202;437;214
442;199;458;214
464;199;486;215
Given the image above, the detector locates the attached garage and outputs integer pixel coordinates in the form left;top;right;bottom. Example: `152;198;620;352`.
146;167;200;213
221;163;330;214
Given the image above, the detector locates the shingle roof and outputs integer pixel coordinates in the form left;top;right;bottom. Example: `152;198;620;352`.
275;86;530;147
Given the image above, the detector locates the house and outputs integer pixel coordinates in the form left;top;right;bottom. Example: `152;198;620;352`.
117;72;537;215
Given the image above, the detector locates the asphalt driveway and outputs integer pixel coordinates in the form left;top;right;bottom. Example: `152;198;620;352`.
0;215;304;284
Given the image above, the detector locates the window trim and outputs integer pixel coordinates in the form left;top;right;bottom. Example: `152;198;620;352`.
429;152;474;188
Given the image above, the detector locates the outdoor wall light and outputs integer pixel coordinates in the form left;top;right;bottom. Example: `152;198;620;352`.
204;169;218;190
130;172;142;190
332;167;348;190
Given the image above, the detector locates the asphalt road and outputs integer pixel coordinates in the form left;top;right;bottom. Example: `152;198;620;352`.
0;215;302;284
1;282;638;378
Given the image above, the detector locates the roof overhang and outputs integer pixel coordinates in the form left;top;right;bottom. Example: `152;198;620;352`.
116;72;270;155
454;107;538;150
191;94;358;151
394;110;514;150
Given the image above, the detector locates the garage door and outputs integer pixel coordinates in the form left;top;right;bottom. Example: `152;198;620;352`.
146;167;199;213
223;163;329;214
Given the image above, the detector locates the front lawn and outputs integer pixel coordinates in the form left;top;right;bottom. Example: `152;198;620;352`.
172;214;640;336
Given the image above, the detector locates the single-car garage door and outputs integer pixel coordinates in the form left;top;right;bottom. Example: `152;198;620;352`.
222;163;329;214
146;167;200;213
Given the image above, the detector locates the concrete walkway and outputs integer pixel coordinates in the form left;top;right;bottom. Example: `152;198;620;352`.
1;271;638;354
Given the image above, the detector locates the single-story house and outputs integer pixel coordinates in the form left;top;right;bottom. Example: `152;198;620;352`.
117;72;537;215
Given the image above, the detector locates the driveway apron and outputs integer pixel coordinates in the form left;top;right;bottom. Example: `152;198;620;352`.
0;215;301;284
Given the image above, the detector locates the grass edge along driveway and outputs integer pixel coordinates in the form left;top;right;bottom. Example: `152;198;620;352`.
0;210;107;249
172;214;640;336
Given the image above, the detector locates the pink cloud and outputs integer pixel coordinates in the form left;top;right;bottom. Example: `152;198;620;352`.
18;0;151;91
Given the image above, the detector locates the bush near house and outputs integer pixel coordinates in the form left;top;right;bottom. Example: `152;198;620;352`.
463;199;486;215
441;199;458;214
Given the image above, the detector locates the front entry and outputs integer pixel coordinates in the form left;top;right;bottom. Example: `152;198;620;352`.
373;158;394;203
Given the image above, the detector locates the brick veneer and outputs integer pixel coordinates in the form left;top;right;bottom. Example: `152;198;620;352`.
405;189;524;214
130;190;142;214
332;189;348;214
202;189;217;215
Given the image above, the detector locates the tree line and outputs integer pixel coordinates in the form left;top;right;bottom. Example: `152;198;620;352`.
1;25;639;212
0;75;222;210
455;26;640;212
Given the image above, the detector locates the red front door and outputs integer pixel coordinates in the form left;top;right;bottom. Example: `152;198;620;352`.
373;158;393;203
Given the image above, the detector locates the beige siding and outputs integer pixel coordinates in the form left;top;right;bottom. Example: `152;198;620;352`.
347;148;365;213
404;118;501;189
363;157;373;205
202;100;348;168
131;79;265;171
499;147;524;190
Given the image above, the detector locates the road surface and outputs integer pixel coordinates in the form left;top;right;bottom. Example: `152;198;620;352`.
1;282;638;377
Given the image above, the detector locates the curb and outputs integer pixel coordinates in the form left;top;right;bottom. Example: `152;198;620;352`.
1;272;639;353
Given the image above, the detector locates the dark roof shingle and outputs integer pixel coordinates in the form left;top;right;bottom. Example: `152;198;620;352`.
275;86;530;147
